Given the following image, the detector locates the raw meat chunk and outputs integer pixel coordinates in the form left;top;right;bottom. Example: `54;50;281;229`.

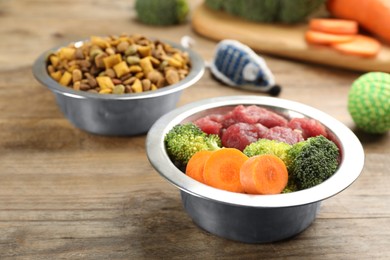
231;105;288;128
263;126;304;145
288;117;328;139
194;115;223;135
221;122;268;151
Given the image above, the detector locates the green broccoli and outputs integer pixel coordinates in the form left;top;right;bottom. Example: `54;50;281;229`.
135;0;189;26
288;135;340;190
164;123;221;167
243;139;292;167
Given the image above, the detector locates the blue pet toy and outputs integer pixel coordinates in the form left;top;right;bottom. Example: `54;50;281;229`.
210;40;281;96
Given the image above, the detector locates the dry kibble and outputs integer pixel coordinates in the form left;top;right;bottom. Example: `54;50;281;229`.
117;41;129;53
85;73;97;87
103;54;122;69
139;57;154;76
141;79;151;91
137;45;152;57
131;79;143;93
113;61;130;78
125;45;137;56
166;69;180;85
50;71;62;82
96;76;115;90
113;84;125;94
72;69;82;83
105;68;116;78
126;56;140;65
47;34;191;94
59;71;72;86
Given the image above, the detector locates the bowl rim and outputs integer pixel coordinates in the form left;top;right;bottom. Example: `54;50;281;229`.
32;38;205;100
146;95;365;208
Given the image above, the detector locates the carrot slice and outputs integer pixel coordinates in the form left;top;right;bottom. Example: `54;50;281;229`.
186;150;214;183
309;18;358;35
331;34;381;57
305;30;355;45
203;148;248;193
240;154;288;195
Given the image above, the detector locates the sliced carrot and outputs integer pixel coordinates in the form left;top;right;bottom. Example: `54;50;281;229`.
203;148;248;193
240;154;288;195
331;34;381;57
305;30;355;45
185;150;214;183
309;18;358;35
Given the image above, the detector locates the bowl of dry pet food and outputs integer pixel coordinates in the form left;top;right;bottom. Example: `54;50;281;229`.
33;34;204;136
146;95;365;243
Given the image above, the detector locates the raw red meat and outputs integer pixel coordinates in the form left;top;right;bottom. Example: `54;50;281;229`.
231;105;288;128
263;126;304;145
194;114;224;135
288;117;328;139
221;122;268;151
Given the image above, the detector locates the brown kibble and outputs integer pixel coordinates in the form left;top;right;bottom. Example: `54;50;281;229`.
105;68;116;78
165;69;179;85
80;83;91;91
73;81;81;90
112;78;122;85
141;79;151;91
85;73;97;87
72;69;82;83
95;53;108;69
117;41;129;53
123;76;136;85
75;48;84;59
147;70;163;83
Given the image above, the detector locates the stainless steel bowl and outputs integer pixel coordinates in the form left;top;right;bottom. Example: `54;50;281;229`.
32;40;205;136
146;96;365;243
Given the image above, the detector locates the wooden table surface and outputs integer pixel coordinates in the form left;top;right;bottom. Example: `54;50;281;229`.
0;0;389;259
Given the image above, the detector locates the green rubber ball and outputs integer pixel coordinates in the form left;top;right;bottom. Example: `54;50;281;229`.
348;72;390;134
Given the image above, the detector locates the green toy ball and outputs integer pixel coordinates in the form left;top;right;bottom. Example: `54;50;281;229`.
348;72;390;134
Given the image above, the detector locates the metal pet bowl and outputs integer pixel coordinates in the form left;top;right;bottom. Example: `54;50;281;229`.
146;96;365;243
32;39;204;136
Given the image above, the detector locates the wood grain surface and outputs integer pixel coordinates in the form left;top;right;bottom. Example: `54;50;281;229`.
192;3;390;73
0;0;389;259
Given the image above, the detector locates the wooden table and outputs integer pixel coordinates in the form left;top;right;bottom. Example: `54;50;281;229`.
0;0;389;259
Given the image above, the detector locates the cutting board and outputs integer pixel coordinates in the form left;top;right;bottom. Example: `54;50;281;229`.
192;4;390;73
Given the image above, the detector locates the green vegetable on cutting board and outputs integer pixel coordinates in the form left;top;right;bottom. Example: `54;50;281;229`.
135;0;189;26
204;0;326;23
348;72;390;134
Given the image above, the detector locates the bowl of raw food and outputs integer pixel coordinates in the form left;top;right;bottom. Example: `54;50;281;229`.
146;95;365;243
32;34;205;136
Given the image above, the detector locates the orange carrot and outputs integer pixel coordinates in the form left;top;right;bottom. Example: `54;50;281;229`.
327;0;390;44
309;18;358;35
203;148;248;193
240;154;288;195
305;30;355;45
185;150;214;183
331;34;381;57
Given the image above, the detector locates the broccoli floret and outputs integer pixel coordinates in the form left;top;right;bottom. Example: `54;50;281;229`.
164;123;221;166
135;0;189;26
288;135;340;190
243;139;292;167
